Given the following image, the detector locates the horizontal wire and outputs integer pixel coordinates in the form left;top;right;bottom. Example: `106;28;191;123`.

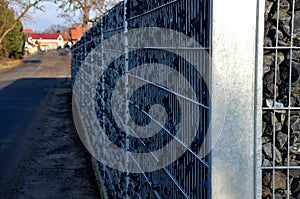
127;73;209;109
127;0;179;21
128;100;210;167
102;26;125;33
261;166;300;169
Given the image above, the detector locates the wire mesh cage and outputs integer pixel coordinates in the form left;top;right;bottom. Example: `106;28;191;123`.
262;0;300;198
72;0;212;198
71;0;295;198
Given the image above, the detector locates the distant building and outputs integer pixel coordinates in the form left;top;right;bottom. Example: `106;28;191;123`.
24;33;64;54
61;32;71;42
23;29;34;34
69;24;91;43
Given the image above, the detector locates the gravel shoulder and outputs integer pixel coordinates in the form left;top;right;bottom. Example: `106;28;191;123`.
5;79;101;199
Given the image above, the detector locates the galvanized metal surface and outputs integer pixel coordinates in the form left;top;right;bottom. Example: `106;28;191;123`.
211;0;260;198
255;0;265;198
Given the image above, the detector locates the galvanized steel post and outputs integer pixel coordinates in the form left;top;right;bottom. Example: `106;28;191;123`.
211;0;264;198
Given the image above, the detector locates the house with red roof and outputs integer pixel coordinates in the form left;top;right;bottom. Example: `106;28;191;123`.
69;24;91;43
24;33;64;54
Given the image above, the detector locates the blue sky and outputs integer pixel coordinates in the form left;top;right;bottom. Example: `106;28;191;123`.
21;0;119;32
22;1;77;32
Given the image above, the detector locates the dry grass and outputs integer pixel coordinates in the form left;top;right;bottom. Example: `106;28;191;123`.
0;59;22;71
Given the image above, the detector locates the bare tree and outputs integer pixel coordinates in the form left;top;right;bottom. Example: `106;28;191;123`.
43;24;69;33
0;0;44;44
92;0;121;21
55;0;120;32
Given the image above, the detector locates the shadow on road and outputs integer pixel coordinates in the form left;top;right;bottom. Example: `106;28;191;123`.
0;77;100;198
22;60;42;64
0;77;67;194
0;77;65;141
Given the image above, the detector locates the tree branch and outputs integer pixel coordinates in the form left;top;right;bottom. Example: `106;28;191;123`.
0;0;43;45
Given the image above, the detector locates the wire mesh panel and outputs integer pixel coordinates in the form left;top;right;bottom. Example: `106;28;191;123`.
72;0;211;198
123;0;211;198
71;0;211;198
263;0;300;198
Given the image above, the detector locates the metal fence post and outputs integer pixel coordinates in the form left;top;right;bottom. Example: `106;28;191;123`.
211;0;263;198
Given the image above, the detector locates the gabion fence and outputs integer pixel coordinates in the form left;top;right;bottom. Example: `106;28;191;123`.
71;0;211;198
71;0;300;198
262;0;300;198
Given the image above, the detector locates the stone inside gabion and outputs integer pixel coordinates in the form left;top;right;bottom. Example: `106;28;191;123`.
264;0;300;47
264;0;300;109
71;0;211;198
262;169;300;199
265;170;300;199
262;111;300;198
263;50;300;108
263;0;300;198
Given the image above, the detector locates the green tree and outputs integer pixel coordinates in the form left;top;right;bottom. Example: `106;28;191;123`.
0;0;13;58
0;0;43;45
2;20;25;59
0;0;25;59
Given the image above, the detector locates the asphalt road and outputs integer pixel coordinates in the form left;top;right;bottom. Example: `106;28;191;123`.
0;50;72;196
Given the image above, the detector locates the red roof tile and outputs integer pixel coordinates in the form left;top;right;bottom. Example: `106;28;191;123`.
23;29;34;33
69;24;91;41
70;28;83;40
27;33;61;40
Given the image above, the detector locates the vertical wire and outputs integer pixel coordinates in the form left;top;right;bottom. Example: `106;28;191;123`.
273;109;276;198
287;108;291;199
287;0;295;197
123;1;129;198
272;1;281;198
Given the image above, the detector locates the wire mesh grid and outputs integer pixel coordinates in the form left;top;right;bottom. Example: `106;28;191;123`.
97;0;211;198
262;0;300;198
71;0;212;198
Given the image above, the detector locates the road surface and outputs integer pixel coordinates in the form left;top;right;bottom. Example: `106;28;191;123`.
0;50;100;198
